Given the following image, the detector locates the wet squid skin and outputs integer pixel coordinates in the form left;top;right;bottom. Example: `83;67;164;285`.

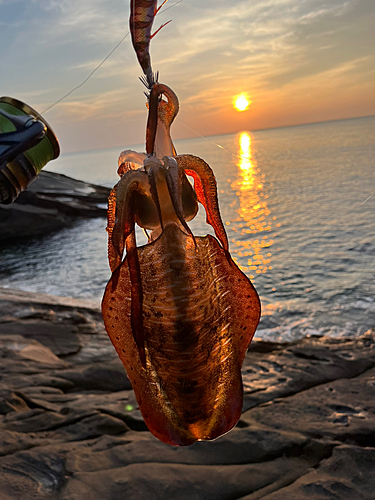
102;83;261;446
103;225;260;445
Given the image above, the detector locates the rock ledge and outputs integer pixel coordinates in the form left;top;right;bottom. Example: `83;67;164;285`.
0;171;110;241
0;289;374;500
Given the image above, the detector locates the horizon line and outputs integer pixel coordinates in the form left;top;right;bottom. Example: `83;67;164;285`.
63;113;375;155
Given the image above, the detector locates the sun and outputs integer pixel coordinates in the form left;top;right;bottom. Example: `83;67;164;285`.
234;94;251;112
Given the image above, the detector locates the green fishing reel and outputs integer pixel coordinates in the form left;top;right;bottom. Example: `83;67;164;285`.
0;97;60;204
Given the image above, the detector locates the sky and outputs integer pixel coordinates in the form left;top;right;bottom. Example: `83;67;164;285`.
1;0;374;153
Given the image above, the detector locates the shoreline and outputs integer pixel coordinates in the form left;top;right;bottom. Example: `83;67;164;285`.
0;171;110;242
0;287;101;312
0;288;374;499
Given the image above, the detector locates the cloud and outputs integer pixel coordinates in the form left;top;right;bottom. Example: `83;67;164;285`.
1;0;373;152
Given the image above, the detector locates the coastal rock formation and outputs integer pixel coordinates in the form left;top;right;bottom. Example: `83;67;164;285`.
0;288;374;499
0;171;110;241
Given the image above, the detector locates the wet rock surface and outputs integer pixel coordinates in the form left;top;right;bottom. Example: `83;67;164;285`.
0;288;374;499
0;171;110;241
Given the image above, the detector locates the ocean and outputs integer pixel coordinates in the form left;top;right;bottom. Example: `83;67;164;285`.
0;116;374;342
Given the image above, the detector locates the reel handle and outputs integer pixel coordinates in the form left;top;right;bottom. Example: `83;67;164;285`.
0;109;46;169
0;97;59;204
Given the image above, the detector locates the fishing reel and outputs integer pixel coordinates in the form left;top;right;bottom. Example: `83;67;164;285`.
0;97;60;204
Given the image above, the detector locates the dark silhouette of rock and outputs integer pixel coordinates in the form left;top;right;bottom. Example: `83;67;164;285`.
0;171;110;241
0;288;374;499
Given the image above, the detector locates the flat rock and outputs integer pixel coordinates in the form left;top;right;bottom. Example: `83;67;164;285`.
0;289;374;499
241;367;375;447
0;291;104;361
0;287;100;311
58;454;327;500
0;171;110;241
0;322;81;357
242;333;375;411
54;361;133;392
250;445;375;500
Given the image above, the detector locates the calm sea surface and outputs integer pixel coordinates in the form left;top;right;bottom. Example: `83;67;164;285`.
1;116;374;342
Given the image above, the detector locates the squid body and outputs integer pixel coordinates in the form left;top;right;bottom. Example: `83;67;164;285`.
102;84;261;446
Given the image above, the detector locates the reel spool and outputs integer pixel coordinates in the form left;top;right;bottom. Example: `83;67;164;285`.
0;97;60;204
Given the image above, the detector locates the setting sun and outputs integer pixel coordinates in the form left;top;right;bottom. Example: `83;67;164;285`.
234;94;251;112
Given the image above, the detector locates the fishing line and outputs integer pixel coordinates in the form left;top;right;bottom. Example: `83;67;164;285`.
354;193;373;208
41;32;130;115
177;114;293;184
160;0;184;14
177;114;375;210
37;1;367;213
41;0;184;115
177;110;372;212
177;116;227;153
177;114;280;169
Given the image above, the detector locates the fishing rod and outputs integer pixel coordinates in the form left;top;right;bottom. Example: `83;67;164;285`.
0;97;60;204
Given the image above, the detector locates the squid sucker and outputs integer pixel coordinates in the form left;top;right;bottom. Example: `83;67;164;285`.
102;83;261;446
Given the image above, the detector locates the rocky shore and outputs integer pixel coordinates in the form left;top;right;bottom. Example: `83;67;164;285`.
0;171;110;241
0;288;374;499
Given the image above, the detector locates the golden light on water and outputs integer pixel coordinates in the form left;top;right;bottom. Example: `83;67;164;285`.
233;94;251;112
230;132;274;277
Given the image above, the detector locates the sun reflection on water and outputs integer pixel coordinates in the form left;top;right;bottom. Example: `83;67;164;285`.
230;132;274;278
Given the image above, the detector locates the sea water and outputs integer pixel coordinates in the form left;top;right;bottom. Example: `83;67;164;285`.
0;116;374;342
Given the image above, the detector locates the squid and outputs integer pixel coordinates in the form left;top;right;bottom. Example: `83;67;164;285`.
102;83;261;446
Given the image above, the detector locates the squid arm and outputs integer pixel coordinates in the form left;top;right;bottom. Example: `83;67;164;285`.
106;185;118;272
146;166;164;231
162;156;196;245
125;229;146;368
118;149;147;176
107;169;154;368
107;169;150;272
174;154;229;252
